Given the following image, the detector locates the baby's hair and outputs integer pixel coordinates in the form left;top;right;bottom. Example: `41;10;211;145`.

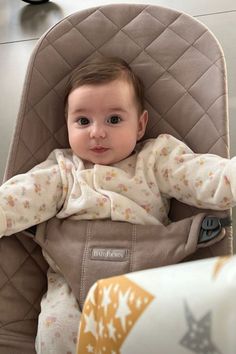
64;57;145;116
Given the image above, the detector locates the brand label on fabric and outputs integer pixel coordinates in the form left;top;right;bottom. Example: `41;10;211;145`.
90;248;129;261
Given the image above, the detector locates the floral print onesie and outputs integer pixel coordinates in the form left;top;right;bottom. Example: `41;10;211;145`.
0;134;236;354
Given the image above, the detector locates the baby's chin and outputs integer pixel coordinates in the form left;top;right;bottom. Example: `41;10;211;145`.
81;156;114;166
90;158;116;166
74;150;134;165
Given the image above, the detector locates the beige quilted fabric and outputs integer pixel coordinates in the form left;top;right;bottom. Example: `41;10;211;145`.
0;4;232;353
4;5;230;177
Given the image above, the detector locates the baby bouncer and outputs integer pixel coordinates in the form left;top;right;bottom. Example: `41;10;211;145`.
0;3;233;353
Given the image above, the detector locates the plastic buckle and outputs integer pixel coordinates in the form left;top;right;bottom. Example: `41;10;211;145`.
198;216;222;243
25;225;37;236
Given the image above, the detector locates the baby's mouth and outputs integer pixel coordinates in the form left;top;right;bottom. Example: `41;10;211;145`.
90;146;109;153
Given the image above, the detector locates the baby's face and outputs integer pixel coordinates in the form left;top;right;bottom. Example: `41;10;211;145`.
67;79;148;165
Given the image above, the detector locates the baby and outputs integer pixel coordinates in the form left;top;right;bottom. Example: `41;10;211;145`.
0;57;235;353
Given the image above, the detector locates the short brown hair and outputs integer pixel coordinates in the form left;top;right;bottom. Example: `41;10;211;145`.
64;57;145;116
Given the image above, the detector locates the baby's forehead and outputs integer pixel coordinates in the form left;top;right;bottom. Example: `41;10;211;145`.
67;79;140;117
69;78;135;98
75;74;134;89
67;73;142;115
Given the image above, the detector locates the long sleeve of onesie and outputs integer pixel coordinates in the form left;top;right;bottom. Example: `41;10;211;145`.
0;149;71;237
1;135;236;235
150;134;236;210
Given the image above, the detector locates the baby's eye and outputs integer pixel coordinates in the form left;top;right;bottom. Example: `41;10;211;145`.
77;117;90;126
107;115;122;124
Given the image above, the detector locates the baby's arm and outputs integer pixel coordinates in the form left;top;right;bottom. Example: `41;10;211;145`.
0;150;69;237
154;134;236;210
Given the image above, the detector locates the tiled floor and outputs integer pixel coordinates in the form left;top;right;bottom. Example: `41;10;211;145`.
0;0;236;251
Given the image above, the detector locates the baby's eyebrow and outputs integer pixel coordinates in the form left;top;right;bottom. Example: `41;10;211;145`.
70;108;89;115
69;107;128;116
107;107;128;113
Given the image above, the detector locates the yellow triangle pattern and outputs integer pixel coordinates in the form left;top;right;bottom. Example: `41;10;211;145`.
77;275;154;354
212;255;232;279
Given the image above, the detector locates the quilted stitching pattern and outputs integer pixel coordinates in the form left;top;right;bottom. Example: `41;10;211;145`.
0;234;48;324
0;4;232;351
6;5;228;178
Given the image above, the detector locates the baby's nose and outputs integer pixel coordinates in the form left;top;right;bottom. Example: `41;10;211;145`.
90;124;106;139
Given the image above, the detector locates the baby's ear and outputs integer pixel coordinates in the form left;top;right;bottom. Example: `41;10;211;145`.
137;110;148;140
